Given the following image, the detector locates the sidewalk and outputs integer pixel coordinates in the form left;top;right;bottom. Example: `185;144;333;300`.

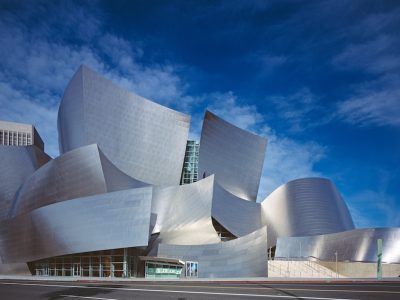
1;274;400;283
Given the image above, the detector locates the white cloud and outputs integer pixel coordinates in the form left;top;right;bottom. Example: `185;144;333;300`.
0;81;59;157
333;35;400;74
0;2;326;204
0;2;196;156
346;189;400;228
200;92;326;200
337;74;400;127
269;88;330;132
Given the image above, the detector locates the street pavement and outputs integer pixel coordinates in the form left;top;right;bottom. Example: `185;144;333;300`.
1;279;400;299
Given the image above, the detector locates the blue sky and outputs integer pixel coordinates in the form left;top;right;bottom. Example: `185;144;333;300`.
0;0;399;228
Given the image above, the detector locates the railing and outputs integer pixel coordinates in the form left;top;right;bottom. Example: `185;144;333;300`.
268;256;341;278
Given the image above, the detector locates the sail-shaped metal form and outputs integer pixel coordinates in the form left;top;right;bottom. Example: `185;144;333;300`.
198;111;267;201
261;177;355;247
151;175;220;246
157;227;268;278
0;145;50;221
1;65;399;278
0;188;152;263
58;65;190;186
212;182;262;237
9;144;147;218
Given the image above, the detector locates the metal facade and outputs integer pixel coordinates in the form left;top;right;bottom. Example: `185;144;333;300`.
0;145;50;221
1;64;399;277
261;177;355;247
0;188;153;263
58;65;190;186
157;227;268;278
276;228;400;263
151;175;220;246
9;144;147;218
198;111;267;201
212;182;262;237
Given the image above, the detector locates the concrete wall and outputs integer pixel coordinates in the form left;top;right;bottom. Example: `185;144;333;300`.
317;261;400;278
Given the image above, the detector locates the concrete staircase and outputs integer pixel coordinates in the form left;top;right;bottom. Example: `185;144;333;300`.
268;259;345;278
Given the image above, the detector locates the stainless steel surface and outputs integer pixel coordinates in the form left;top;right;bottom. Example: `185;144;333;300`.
151;175;220;247
0;187;153;263
198;111;267;201
276;227;400;263
157;226;268;278
58;65;190;186
212;182;262;237
261;177;355;247
0;145;50;221
9;144;147;218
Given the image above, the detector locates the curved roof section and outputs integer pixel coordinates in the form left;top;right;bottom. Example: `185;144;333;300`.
58;65;190;186
157;226;268;278
0;188;152;263
0;145;50;221
212;182;262;237
151;175;220;246
9;144;147;218
198;111;267;201
275;227;400;263
261;177;355;246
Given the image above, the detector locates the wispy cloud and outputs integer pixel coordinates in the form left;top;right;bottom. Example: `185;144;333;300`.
333;35;400;74
0;1;195;157
337;74;400;127
332;6;400;128
268;88;331;132
346;189;400;228
0;81;58;156
199;92;326;200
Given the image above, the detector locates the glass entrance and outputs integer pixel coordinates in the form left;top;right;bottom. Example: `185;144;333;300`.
73;263;81;276
185;261;198;278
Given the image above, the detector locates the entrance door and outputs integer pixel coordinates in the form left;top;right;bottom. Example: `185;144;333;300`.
73;263;81;276
185;261;198;278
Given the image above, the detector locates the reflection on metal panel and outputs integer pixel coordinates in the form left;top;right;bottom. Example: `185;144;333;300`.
0;188;153;263
261;178;355;246
0;145;50;221
157;227;268;278
58;65;190;186
151;175;220;246
212;182;261;237
276;228;400;263
9;144;147;218
198;111;267;201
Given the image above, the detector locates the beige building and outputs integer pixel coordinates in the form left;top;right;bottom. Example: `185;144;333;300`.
0;120;44;150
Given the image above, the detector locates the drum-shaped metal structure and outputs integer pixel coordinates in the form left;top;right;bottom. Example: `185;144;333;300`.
261;177;355;246
1;65;399;278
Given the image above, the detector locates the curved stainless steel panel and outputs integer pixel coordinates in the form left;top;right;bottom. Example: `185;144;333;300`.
0;145;50;221
58;65;190;186
0;187;153;263
151;175;220;246
261;177;355;247
10;144;147;218
157;226;268;278
212;182;262;237
198;111;267;201
275;228;400;263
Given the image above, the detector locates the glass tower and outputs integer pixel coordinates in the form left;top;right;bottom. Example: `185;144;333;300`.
180;140;199;185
